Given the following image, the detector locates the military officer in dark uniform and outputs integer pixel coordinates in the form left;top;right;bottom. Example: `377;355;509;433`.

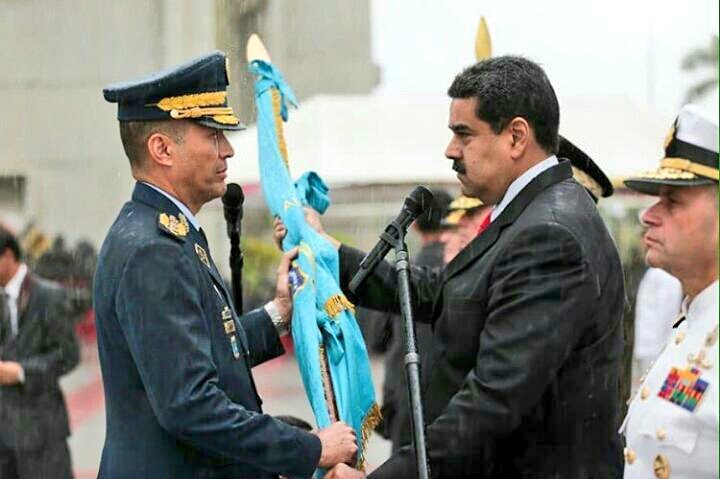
94;51;357;479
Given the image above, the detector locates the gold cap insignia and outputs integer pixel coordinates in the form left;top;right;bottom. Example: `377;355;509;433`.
449;195;483;211
195;243;210;268
158;213;189;238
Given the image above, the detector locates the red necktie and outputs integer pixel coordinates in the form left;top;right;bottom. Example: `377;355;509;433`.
477;212;491;235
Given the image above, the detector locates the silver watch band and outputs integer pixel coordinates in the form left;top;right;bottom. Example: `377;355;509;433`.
264;301;290;336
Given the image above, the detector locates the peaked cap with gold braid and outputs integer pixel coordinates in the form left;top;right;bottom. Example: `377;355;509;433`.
625;104;719;195
558;135;613;202
103;51;244;131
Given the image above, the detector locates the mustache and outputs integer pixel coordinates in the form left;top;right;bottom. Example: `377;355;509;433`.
452;161;466;174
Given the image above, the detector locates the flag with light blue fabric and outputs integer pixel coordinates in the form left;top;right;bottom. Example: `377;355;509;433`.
248;58;380;474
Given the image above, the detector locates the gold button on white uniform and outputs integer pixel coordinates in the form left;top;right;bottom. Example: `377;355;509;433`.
624;447;636;464
641;387;650;400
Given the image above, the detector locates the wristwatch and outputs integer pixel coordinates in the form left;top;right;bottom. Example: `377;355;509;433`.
264;301;290;336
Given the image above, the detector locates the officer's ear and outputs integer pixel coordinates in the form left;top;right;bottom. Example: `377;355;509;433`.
146;131;176;168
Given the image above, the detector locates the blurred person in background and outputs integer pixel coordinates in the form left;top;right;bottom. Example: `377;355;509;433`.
0;226;79;479
284;56;625;478
439;195;492;263
632;265;683;385
621;104;719;478
94;51;356;478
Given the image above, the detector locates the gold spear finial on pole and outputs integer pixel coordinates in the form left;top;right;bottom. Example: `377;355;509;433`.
246;33;272;63
475;16;492;61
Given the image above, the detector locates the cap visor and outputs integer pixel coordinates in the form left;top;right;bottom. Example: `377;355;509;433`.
624;176;714;195
195;117;246;131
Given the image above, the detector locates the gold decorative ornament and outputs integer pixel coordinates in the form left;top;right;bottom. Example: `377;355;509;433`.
623;448;636;464
212;114;241;125
688;348;713;369
571;166;603;200
154;91;227;111
223;320;236;334
661;158;719;180
633;167;697;181
674;332;685;344
705;325;718;347
656;428;667;440
641;387;650;400
159;213;189;238
652;454;670;479
475;16;492;61
449;195;483;210
324;294;356;318
169;106;236;120
195;243;210;267
663;123;676;150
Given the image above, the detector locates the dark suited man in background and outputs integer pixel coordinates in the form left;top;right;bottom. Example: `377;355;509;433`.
0;226;79;479
300;56;625;479
94;51;356;479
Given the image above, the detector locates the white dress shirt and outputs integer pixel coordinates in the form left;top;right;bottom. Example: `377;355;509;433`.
490;155;558;222
2;262;27;337
621;280;719;478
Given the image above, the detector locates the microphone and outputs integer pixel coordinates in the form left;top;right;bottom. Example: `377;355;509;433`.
349;186;434;293
222;183;244;237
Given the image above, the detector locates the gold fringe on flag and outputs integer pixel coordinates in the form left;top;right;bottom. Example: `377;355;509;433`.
357;402;382;471
271;89;290;170
324;294;356;318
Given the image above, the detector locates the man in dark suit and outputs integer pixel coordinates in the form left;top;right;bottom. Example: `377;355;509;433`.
306;56;625;479
0;226;80;479
94;51;356;479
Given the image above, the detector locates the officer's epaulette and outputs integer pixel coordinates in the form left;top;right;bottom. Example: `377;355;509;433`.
157;212;189;241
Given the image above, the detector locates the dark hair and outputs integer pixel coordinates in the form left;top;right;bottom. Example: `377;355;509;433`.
119;120;186;169
447;56;560;154
415;189;453;232
0;226;21;261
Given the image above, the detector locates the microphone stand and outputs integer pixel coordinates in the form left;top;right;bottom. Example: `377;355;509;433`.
389;226;430;479
227;219;243;314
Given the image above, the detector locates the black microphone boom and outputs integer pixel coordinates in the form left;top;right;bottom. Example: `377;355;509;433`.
222;183;245;313
349;186;434;293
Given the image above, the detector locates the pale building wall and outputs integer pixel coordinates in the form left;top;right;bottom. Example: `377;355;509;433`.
0;0;378;251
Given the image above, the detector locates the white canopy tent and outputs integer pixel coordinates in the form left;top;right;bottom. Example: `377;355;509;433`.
228;93;675;188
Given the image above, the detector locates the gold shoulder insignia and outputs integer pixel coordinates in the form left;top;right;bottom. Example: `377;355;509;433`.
158;213;190;239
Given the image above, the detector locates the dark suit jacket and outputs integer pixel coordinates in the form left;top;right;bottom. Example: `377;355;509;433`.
93;183;321;479
0;273;80;451
340;161;625;478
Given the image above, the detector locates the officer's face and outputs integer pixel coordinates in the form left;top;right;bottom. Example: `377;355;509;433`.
641;184;719;280
174;123;234;211
445;98;515;205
